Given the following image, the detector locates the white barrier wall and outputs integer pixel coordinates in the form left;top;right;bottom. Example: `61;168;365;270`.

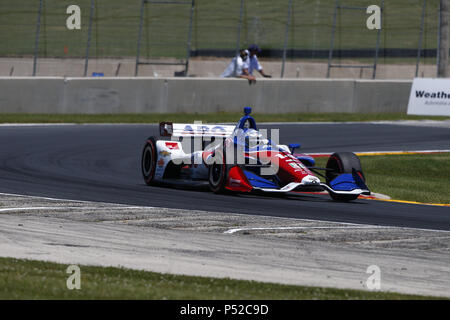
0;77;412;114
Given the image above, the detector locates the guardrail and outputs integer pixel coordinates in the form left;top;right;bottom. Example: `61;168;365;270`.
0;77;412;114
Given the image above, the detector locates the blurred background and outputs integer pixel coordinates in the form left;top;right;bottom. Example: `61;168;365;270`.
0;0;444;79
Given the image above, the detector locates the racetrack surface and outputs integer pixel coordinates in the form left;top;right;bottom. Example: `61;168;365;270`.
0;122;449;231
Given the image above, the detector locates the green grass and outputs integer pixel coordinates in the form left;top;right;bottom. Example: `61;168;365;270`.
0;113;449;124
315;153;450;204
0;0;440;59
0;257;440;299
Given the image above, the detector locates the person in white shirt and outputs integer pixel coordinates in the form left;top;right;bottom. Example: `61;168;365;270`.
221;49;256;82
247;44;272;78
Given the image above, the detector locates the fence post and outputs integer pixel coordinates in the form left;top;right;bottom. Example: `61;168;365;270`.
281;0;293;78
235;0;244;56
84;0;95;77
438;0;450;77
233;0;244;75
33;0;43;76
327;0;339;78
184;0;195;76
416;0;427;77
135;0;146;77
372;0;384;79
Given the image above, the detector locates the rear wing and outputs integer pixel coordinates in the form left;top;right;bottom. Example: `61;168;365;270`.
160;122;235;138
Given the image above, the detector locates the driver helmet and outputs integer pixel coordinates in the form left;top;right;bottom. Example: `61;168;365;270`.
244;129;267;148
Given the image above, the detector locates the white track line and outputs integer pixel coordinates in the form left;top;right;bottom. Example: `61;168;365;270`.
0;191;148;207
306;149;450;157
0;123;79;127
0;206;149;213
0;191;99;204
0;207;66;212
224;224;450;234
224;226;387;234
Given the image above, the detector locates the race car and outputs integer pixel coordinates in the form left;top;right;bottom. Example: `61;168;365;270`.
141;107;370;201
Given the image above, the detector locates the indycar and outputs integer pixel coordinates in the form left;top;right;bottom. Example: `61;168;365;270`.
141;107;370;201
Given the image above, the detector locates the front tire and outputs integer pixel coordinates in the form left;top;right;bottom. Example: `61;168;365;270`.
142;137;157;185
326;152;365;202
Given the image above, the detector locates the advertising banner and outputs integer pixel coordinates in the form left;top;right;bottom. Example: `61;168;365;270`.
407;78;450;116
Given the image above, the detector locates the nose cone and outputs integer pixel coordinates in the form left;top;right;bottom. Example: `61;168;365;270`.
301;175;321;185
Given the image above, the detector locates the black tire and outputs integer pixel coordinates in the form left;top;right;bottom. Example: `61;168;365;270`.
141;137;157;186
326;152;365;202
208;150;229;193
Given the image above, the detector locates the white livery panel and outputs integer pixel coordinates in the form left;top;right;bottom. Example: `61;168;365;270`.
160;122;235;138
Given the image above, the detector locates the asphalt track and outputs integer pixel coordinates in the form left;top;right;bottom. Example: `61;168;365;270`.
0;122;449;231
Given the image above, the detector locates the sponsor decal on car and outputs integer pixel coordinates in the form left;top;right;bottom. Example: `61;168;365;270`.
165;142;179;150
159;150;171;157
229;178;241;187
181;125;230;136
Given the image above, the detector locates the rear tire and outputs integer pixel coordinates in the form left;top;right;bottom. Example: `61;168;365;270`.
326;152;365;202
208;150;228;193
142;137;157;185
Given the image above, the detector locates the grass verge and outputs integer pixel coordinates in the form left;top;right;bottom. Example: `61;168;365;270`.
314;153;450;204
0;113;449;124
0;257;439;300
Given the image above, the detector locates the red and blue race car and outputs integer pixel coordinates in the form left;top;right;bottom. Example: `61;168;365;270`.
141;107;370;201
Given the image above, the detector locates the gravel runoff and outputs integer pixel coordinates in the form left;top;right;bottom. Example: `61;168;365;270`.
0;192;449;298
